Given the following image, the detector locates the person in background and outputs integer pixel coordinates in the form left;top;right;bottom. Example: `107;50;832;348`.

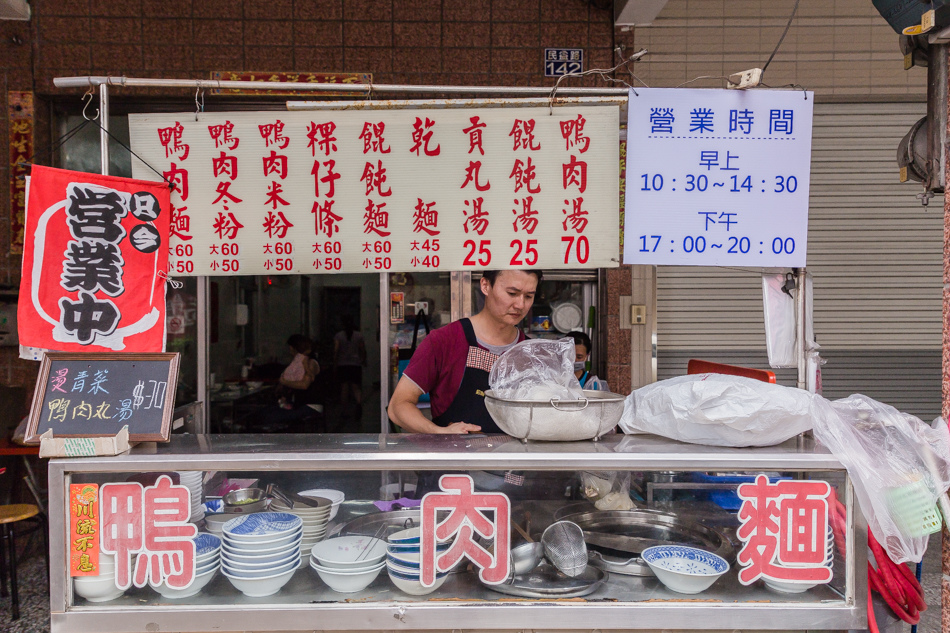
278;334;321;417
569;331;608;391
333;315;367;417
388;269;541;434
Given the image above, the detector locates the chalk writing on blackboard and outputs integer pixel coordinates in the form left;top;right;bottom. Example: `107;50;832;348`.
26;353;180;444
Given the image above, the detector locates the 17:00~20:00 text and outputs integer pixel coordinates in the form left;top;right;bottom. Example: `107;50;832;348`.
639;235;796;255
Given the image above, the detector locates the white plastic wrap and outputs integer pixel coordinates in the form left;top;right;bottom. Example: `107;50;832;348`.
813;395;950;564
489;338;584;401
761;273;796;367
618;373;816;447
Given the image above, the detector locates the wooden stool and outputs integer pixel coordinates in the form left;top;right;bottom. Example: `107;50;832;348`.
0;503;48;621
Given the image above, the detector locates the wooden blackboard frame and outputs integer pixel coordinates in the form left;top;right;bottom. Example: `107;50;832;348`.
24;352;181;444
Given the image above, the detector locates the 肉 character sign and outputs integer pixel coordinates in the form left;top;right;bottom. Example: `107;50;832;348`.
623;88;814;267
127;105;619;275
420;474;510;587
736;475;833;586
18;166;171;353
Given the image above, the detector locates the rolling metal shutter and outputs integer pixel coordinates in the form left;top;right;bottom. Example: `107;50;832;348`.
656;102;944;421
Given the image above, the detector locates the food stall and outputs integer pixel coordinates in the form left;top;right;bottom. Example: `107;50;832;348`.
20;77;878;632
48;433;867;632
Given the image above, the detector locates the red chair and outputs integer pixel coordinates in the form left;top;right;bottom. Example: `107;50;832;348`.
687;359;776;384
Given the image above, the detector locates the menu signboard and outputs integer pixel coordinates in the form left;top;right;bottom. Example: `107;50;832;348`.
128;105;620;275
24;352;179;444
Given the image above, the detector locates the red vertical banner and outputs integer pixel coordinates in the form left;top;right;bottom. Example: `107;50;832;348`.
69;483;100;577
18;165;171;352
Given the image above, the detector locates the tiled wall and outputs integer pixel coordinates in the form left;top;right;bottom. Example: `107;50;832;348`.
0;0;928;398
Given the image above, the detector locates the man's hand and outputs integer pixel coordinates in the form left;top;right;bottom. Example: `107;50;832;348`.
439;422;481;434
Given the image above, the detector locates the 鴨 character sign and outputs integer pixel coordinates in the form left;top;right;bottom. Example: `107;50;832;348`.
420;474;510;587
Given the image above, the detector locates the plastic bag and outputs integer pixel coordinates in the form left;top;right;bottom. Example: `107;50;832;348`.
489;338;583;401
618;373;816;447
813;395;950;564
580;471;636;510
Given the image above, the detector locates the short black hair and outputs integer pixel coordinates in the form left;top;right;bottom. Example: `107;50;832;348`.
482;270;543;285
568;331;591;355
286;334;313;354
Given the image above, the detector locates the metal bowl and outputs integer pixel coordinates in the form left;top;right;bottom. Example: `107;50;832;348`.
484;389;625;441
222;488;269;514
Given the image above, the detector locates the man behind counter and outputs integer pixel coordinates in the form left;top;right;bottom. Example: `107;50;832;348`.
387;269;542;434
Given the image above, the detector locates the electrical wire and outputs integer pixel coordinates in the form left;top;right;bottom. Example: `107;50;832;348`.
829;489;927;633
762;0;801;76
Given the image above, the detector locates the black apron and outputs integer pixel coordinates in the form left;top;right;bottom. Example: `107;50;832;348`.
432;318;509;434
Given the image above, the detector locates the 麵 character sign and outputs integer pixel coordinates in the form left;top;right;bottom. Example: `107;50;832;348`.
736;475;833;586
420;475;510;587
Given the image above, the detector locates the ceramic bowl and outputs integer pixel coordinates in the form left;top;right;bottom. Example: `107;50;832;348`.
194;533;222;555
387;550;422;569
762;577;817;594
223;548;299;570
223;512;303;540
222;555;300;579
222;559;301;597
203;513;230;533
387;566;447;595
310;559;385;593
310;536;387;569
223;528;303;551
155;566;218;600
195;559;220;575
641;545;729;595
222;542;300;563
222;488;269;514
298;489;345;520
73;575;125;602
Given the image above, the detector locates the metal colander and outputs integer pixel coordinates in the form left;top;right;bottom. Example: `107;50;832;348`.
541;521;588;577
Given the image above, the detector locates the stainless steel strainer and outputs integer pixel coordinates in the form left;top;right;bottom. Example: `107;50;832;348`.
541;521;588;577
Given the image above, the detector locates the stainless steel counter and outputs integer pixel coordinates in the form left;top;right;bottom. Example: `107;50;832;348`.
48;433;867;633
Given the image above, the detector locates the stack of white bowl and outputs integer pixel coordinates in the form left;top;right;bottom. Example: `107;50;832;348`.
156;533;222;600
269;493;333;559
176;471;205;523
298;488;345;520
73;553;126;603
220;512;303;597
203;513;230;536
386;528;451;596
762;525;835;594
309;535;387;593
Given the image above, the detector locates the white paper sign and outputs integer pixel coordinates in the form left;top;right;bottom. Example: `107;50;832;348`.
128;105;619;276
623;88;813;267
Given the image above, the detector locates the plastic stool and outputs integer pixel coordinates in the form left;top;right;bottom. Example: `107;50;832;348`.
0;504;48;621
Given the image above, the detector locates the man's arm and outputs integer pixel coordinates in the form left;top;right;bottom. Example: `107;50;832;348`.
387;375;480;434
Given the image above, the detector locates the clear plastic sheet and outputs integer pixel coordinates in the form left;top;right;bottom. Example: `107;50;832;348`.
814;395;950;564
618;373;816;447
489;338;584;401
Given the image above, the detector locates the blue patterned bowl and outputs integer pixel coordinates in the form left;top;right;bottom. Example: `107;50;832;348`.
641;545;729;595
223;512;303;540
194;533;222;558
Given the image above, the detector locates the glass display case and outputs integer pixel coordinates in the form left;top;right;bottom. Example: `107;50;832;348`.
49;434;866;633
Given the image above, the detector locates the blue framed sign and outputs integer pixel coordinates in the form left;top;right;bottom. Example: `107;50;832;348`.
544;48;584;77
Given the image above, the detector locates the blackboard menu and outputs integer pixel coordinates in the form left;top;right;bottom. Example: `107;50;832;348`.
25;353;180;444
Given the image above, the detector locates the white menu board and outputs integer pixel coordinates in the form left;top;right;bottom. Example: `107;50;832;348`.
129;106;619;276
623;88;813;267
